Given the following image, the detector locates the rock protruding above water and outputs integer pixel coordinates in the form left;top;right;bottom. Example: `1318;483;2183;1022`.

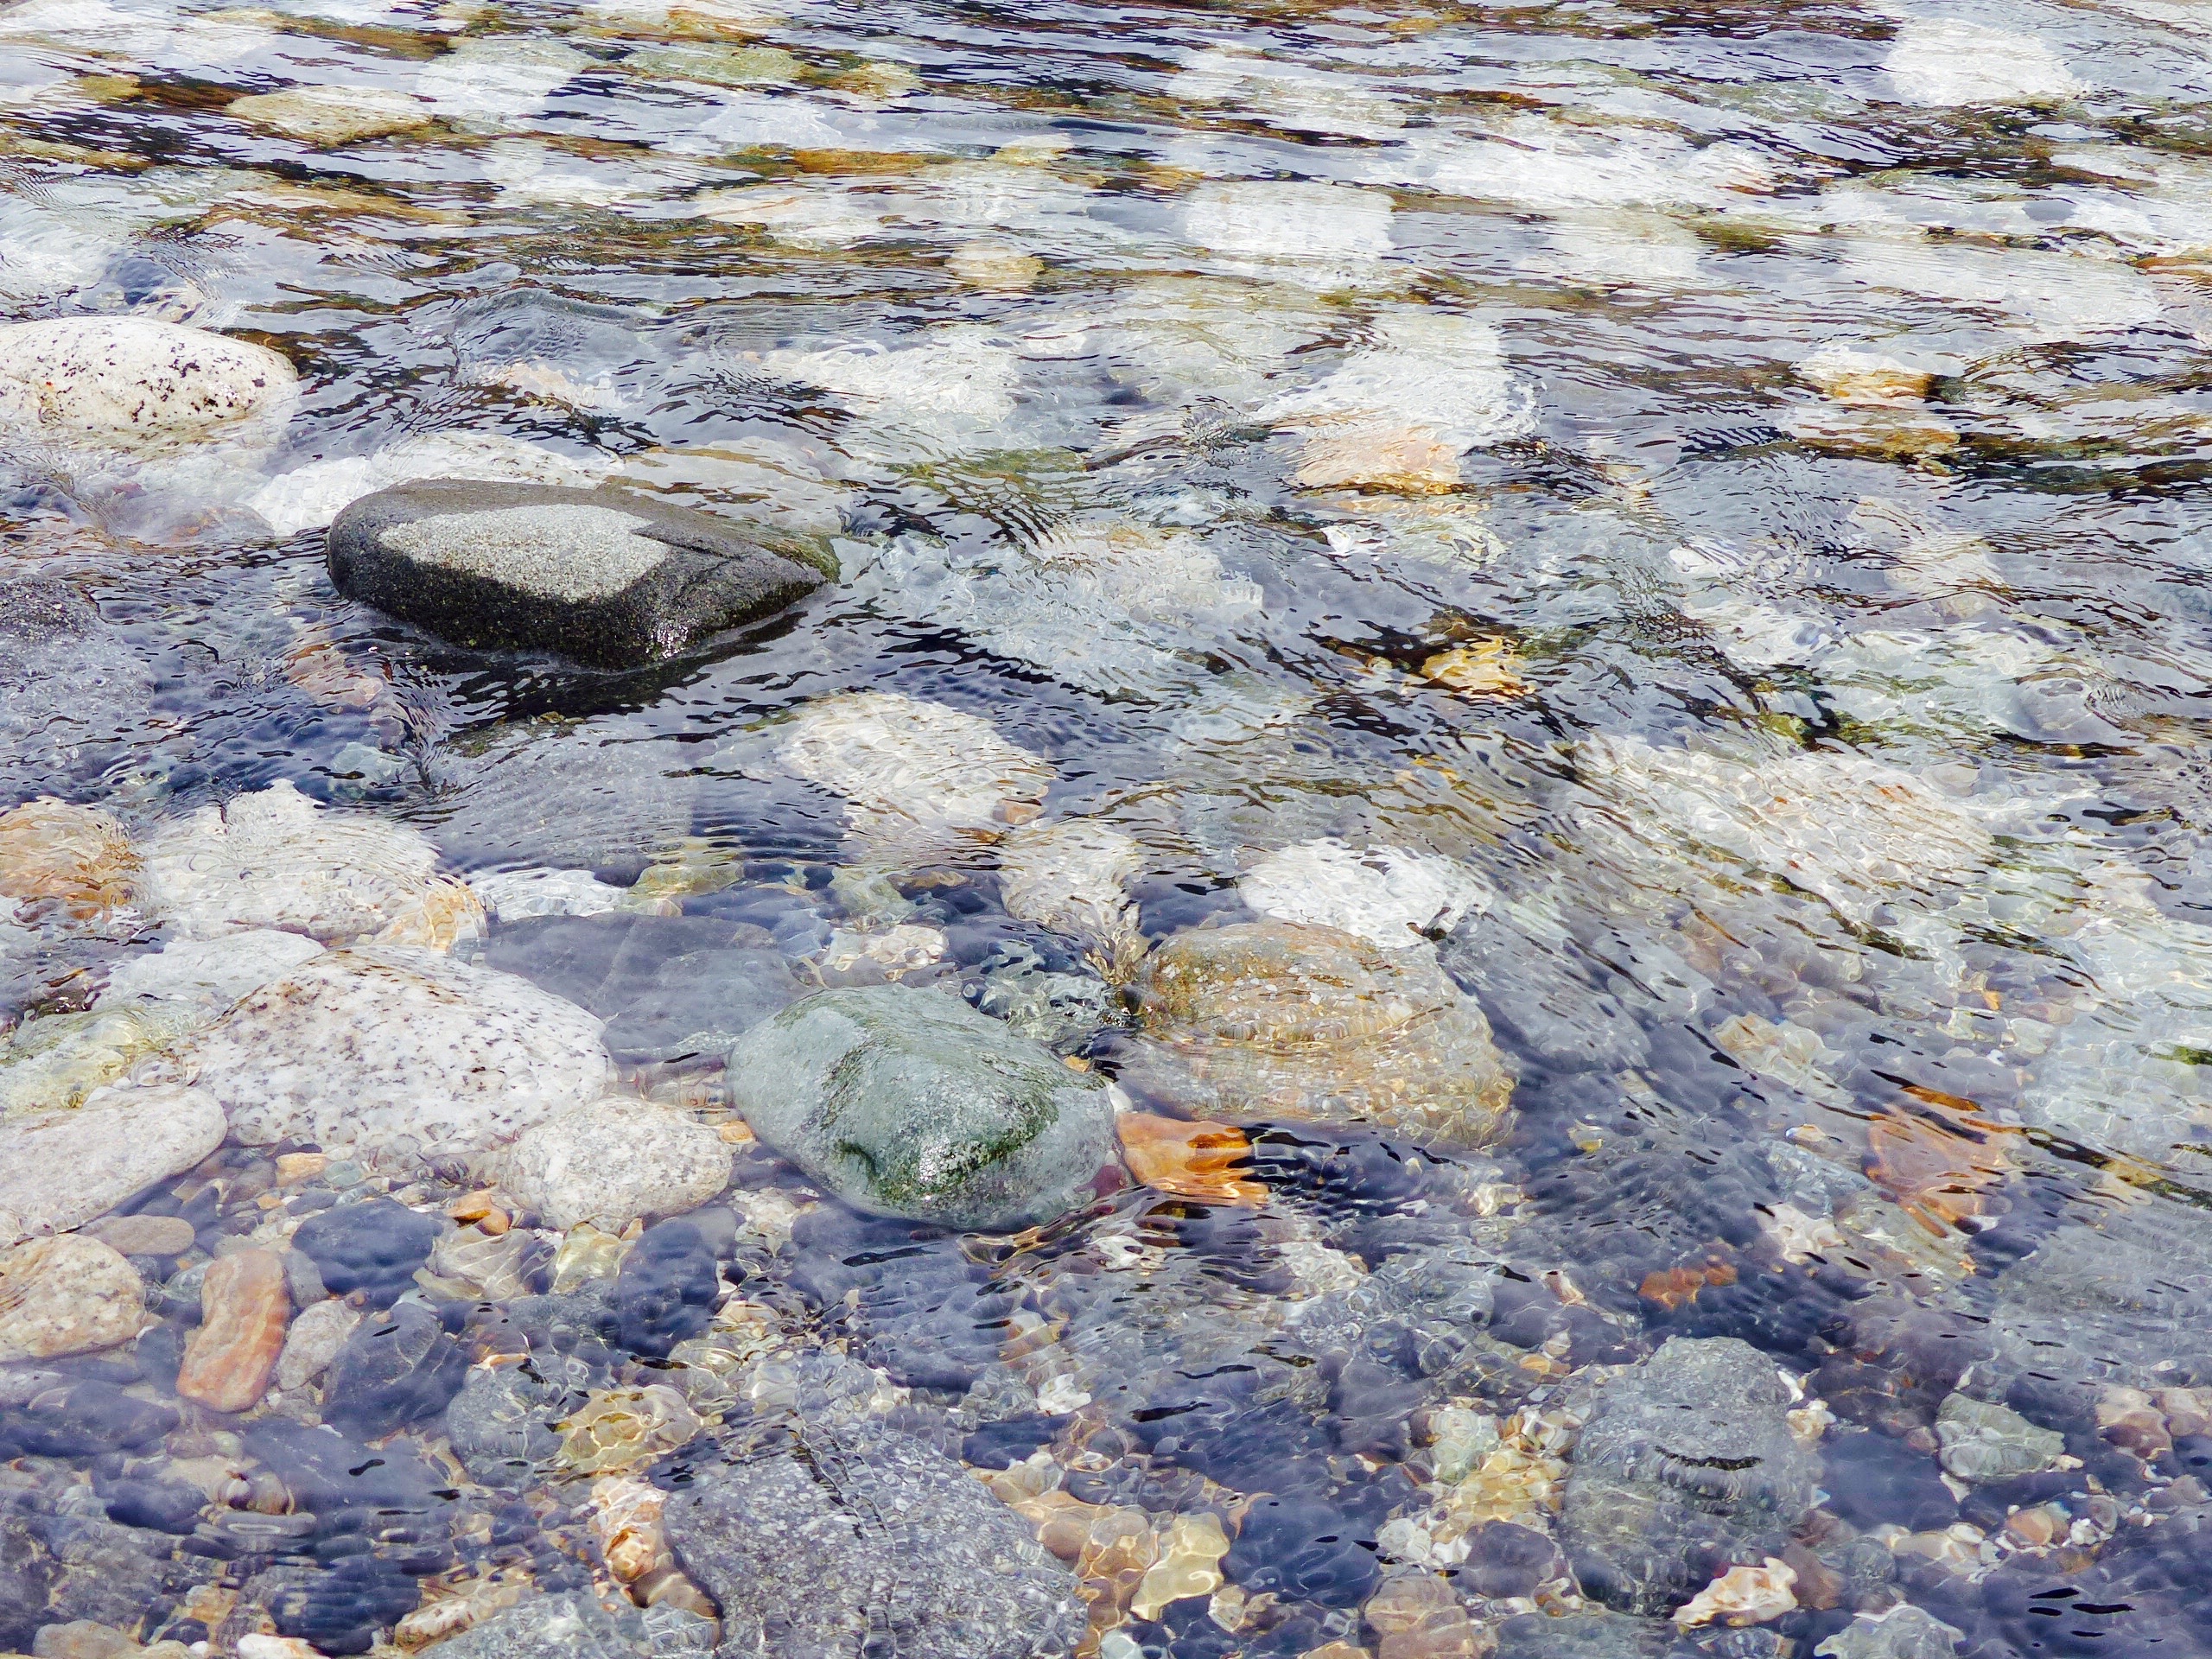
0;1084;226;1247
0;318;298;453
327;480;830;669
664;1421;1085;1659
1122;920;1515;1149
1561;1336;1821;1618
725;985;1118;1230
494;1098;732;1230
180;944;609;1158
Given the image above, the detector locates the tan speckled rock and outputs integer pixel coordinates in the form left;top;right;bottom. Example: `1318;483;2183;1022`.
177;1248;289;1413
1123;921;1514;1149
0;798;137;919
0;318;297;454
181;944;608;1157
226;85;432;144
0;1234;146;1360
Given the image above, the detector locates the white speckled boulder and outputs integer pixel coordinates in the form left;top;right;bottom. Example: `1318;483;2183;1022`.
327;480;832;668
0;317;298;453
181;944;610;1158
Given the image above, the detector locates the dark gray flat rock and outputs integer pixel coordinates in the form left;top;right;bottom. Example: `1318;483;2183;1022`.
327;480;832;669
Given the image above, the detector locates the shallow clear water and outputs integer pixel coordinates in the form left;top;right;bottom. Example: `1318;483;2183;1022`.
3;0;2212;1655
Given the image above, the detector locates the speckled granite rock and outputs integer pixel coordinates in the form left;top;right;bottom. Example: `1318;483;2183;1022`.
664;1421;1084;1659
725;985;1117;1230
0;1236;146;1361
327;480;830;669
493;1098;732;1230
179;944;608;1158
0;318;297;453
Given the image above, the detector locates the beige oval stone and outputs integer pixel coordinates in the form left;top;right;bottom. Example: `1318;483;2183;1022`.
87;1214;197;1256
0;799;137;918
178;1248;290;1413
0;1235;146;1360
226;85;432;145
0;318;298;454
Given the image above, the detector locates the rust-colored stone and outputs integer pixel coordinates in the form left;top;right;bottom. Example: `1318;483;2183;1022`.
177;1248;290;1413
0;798;137;918
1117;1113;1266;1206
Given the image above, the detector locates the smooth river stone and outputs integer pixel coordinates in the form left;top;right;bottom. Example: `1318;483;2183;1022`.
226;84;433;143
177;1249;290;1413
181;944;610;1159
0;317;298;453
137;779;477;948
86;1214;197;1257
327;480;832;669
493;1098;732;1231
0;798;136;918
0;1235;145;1360
0;1083;227;1248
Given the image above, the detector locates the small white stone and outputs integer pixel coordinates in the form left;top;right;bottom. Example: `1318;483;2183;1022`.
469;867;631;920
998;819;1142;949
0;317;297;454
780;691;1054;857
0;1233;146;1360
1885;22;2078;107
0;1083;226;1247
181;944;610;1158
494;1097;733;1230
247;432;617;537
1240;839;1492;950
226;84;431;143
275;1295;360;1392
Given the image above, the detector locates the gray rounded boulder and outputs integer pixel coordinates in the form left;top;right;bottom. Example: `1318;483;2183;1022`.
724;985;1120;1231
327;479;834;669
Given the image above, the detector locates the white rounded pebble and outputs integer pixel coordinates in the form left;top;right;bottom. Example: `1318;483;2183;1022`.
275;1296;360;1392
0;317;298;454
1240;839;1493;950
495;1097;733;1230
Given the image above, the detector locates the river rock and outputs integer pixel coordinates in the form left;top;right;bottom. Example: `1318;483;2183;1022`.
412;1591;651;1659
0;1236;145;1360
180;944;609;1158
99;931;327;1015
1122;920;1515;1149
0;799;135;920
996;818;1142;956
1239;839;1492;950
321;1299;469;1440
327;480;830;670
778;691;1054;860
0;317;298;453
724;985;1118;1230
85;1213;196;1257
1932;1392;2065;1481
0;579;153;809
1814;1605;1965;1659
226;84;432;143
276;1296;359;1393
137;781;479;948
1561;1337;1822;1618
291;1198;445;1308
0;1084;226;1246
493;1098;732;1230
176;1248;289;1413
664;1420;1085;1659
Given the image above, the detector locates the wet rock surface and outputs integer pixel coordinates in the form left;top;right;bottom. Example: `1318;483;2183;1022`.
727;984;1119;1229
327;480;830;669
664;1421;1086;1659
